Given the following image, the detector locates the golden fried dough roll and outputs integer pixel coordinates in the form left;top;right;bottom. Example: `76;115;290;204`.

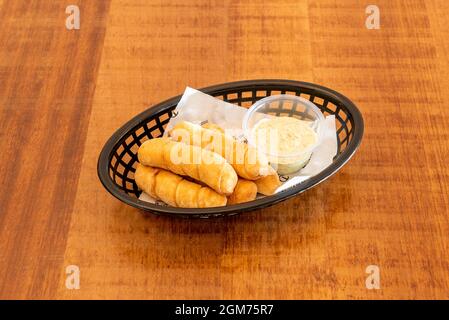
170;121;270;180
202;122;225;134
137;137;237;195
135;164;227;208
227;179;258;205
254;166;281;196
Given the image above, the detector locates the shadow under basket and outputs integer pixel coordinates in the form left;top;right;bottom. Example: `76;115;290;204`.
98;79;364;218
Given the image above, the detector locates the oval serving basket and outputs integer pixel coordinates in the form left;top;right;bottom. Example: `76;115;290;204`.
98;79;364;218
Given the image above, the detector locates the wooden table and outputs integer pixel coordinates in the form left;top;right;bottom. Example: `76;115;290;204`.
1;0;448;299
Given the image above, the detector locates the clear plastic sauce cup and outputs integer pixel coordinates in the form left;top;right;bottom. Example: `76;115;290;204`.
243;94;325;175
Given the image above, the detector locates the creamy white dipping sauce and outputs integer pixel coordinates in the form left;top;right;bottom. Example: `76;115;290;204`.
253;116;318;174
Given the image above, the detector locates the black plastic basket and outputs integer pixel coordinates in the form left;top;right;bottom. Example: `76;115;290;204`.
98;79;364;218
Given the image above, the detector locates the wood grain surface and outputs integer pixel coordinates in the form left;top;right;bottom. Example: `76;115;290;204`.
1;0;448;299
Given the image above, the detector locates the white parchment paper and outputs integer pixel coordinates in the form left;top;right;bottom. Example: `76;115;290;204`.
139;87;337;204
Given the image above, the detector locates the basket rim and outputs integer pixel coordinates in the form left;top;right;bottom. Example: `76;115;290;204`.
97;79;364;217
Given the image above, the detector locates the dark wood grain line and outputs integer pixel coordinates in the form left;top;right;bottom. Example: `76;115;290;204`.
0;0;111;299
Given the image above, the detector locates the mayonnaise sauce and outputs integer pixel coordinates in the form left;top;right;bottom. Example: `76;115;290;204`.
253;116;317;174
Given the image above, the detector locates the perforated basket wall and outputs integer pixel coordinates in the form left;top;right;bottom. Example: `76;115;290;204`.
98;80;363;218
